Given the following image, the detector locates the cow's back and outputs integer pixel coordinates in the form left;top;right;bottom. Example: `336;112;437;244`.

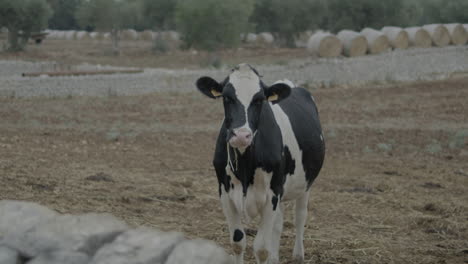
271;87;325;199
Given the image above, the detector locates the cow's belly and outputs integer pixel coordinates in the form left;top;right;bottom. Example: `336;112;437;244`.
282;155;308;201
270;103;308;202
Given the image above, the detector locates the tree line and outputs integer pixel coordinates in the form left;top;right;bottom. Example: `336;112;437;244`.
1;0;467;51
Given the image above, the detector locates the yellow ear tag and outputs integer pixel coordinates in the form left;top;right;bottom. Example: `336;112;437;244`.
267;94;279;102
211;89;222;97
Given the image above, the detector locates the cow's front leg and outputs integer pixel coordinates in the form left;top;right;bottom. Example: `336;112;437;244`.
220;189;246;264
253;194;279;264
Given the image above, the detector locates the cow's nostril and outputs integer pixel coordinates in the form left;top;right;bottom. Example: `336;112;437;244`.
246;134;252;139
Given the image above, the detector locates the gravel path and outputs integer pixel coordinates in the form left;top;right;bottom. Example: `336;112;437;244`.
0;45;467;98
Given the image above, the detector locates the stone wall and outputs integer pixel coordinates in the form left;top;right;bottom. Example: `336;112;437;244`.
0;200;232;264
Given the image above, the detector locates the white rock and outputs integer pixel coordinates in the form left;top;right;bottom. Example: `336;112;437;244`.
0;246;19;264
3;213;127;258
28;250;89;264
166;239;232;264
90;228;185;264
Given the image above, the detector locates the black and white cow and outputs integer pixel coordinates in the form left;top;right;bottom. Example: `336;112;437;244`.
196;64;325;264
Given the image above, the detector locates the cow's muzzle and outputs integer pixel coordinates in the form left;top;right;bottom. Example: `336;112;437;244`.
228;127;253;148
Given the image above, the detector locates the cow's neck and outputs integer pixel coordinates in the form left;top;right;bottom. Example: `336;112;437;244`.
227;102;283;192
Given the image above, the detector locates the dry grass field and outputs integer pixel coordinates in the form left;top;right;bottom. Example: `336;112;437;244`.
1;37;467;263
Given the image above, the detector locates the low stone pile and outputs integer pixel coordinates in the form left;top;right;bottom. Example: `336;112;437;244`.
0;200;232;264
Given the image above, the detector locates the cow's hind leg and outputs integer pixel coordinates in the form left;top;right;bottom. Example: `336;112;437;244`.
293;191;310;263
221;191;246;264
270;203;284;264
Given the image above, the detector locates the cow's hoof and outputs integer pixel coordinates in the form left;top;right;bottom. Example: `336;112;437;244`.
292;255;304;264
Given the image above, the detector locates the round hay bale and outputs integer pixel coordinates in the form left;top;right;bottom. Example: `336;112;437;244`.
45;30;56;39
257;32;274;45
102;32;111;40
307;32;342;57
75;31;91;40
140;30;156;41
245;33;257;43
295;30;313;48
121;29;138;40
422;24;450;47
444;23;467;45
64;31;76;40
54;31;65;39
405;27;432;48
161;31;181;49
381;26;409;49
336;30;367;57
360;28;390;54
89;32;99;40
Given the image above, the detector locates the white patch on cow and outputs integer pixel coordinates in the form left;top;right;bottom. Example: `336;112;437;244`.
226;166;274;223
320;134;323;141
270;101;308;201
273;79;295;88
229;64;261;132
245;169;272;220
226;166;245;215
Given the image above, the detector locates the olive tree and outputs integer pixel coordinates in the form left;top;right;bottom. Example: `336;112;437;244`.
76;0;140;55
0;0;52;51
175;0;254;50
251;0;323;47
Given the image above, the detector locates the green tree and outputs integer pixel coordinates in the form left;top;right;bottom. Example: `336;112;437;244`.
175;0;254;50
141;0;176;31
251;0;323;47
76;0;140;54
0;0;52;51
47;0;82;30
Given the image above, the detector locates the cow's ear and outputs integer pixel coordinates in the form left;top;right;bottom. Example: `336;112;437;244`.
196;76;223;99
265;83;291;104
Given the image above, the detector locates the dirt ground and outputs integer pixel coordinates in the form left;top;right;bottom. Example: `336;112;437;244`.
0;76;467;263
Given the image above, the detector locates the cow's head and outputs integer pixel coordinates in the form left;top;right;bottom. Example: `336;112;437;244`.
196;63;291;149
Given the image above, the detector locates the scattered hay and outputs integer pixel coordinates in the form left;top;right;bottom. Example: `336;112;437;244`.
85;172;114;182
361;28;390;54
420;182;443;189
307;32;343;57
381;26;409;49
444;23;467;45
337;30;367;57
423;24;451;47
405;27;432;48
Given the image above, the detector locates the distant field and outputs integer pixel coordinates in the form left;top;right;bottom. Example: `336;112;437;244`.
0;37;308;69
